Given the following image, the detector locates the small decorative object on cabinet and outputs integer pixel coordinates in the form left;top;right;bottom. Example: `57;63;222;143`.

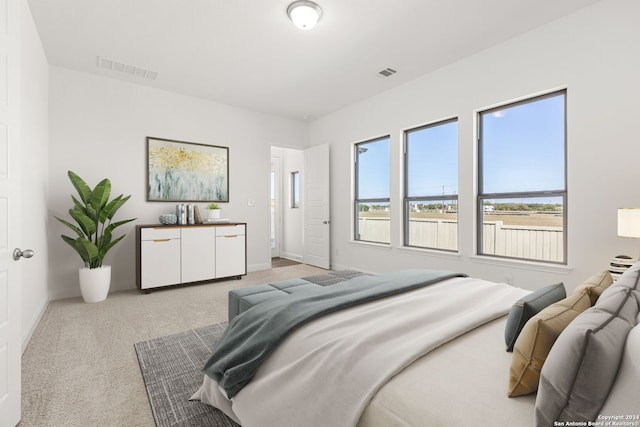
55;171;136;303
159;213;177;225
135;223;246;292
609;255;635;281
206;203;221;220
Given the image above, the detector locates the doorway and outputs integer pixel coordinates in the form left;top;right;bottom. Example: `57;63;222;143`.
270;145;330;269
270;146;304;265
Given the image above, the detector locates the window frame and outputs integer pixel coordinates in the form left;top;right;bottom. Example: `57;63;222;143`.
291;171;300;209
354;135;391;244
403;118;459;251
477;90;568;264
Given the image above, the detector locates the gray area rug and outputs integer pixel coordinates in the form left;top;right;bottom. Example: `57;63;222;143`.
302;269;367;285
135;322;238;427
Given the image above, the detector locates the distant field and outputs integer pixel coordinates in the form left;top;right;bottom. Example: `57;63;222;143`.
360;211;563;227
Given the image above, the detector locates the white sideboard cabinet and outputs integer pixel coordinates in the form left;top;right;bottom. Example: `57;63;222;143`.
136;223;246;292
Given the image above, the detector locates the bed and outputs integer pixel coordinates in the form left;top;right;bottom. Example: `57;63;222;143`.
191;267;640;427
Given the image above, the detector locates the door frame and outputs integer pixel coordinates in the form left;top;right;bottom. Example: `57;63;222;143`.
270;154;282;259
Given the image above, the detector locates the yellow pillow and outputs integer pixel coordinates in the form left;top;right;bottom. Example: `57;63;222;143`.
508;290;591;397
573;270;613;305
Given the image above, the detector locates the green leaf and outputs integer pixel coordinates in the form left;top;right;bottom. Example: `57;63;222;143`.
98;234;126;260
68;171;92;205
102;194;131;222
71;195;85;212
96;228;112;251
73;238;100;266
103;218;136;237
72;194;96;222
61;236;99;265
88;179;111;212
86;204;98;222
55;216;85;238
69;207;96;237
61;235;87;263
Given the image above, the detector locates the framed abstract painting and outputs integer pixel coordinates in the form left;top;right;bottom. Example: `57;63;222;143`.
146;137;229;202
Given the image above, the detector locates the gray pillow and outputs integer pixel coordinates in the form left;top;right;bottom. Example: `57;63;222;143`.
599;264;640;301
534;286;639;426
504;283;566;352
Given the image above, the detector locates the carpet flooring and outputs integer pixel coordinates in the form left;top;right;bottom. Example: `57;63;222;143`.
20;264;326;427
135;323;237;427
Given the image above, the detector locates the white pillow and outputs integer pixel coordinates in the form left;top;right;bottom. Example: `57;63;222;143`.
598;323;640;416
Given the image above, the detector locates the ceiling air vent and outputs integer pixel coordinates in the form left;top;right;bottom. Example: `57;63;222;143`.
378;67;397;77
97;56;158;81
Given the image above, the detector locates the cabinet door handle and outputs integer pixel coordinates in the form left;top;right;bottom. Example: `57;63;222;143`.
153;239;171;242
224;235;238;238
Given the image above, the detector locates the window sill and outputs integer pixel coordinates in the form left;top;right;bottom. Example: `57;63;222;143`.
398;246;461;260
469;255;572;274
349;240;392;250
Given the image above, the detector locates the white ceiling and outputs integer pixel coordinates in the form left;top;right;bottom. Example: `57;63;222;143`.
27;0;600;121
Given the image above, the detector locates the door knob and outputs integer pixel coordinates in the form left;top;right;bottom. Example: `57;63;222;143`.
13;248;34;261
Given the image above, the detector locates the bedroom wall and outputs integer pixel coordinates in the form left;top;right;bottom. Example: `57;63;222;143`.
21;0;49;348
48;68;308;300
308;0;640;291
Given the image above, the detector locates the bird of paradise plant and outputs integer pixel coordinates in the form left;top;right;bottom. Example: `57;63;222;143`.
55;171;136;269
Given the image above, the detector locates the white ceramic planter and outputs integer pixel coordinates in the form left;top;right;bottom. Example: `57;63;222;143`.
207;209;221;220
79;265;111;303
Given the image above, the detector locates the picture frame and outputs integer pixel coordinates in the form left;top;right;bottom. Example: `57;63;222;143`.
146;137;229;202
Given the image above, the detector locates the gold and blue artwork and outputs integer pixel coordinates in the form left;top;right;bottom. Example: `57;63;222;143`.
147;137;229;202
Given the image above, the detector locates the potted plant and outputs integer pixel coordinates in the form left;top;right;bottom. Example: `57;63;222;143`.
55;171;136;302
206;203;221;220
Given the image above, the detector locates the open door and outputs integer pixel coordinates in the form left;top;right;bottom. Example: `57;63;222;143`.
303;144;330;269
0;0;22;425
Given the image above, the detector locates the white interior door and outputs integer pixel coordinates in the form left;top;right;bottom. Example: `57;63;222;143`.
303;144;330;269
0;0;22;425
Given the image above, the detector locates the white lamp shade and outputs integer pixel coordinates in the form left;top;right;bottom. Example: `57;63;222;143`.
287;1;322;30
617;208;640;238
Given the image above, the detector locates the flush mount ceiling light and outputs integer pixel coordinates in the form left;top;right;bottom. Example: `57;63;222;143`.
287;0;323;30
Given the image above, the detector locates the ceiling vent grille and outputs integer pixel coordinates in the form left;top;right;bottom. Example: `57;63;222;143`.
97;56;158;81
378;67;397;77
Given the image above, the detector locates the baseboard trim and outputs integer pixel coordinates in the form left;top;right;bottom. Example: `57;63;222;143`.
280;252;303;262
248;262;271;273
22;298;48;353
330;263;378;276
48;286;81;301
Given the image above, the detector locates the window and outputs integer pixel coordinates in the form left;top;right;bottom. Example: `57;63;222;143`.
478;91;566;263
404;119;458;251
354;136;390;243
291;171;300;208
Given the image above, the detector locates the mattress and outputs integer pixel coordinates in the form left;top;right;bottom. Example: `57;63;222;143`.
359;316;536;427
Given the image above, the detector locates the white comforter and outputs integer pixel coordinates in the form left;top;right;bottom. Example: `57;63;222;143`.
192;276;529;427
